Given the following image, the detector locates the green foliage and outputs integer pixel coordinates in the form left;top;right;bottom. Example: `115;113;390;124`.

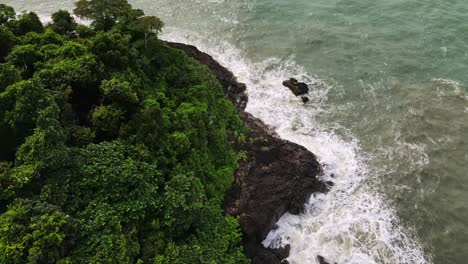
0;26;17;62
75;24;95;39
0;1;249;263
72;204;140;264
163;174;205;234
8;12;44;36
6;44;42;78
74;0;132;30
131;16;164;35
0;199;77;264
91;31;136;69
100;76;139;107
156;200;249;264
91;104;126;139
78;141;161;218
0;80;52;147
21;29;64;46
68;125;95;146
0;4;15;25
50;10;77;35
36;54;103;89
130;16;164;48
0;63;20;92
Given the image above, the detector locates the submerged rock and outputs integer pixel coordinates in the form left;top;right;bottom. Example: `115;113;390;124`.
167;41;326;264
301;96;310;103
283;78;309;96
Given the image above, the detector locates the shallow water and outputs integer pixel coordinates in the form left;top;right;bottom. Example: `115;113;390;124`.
4;0;468;263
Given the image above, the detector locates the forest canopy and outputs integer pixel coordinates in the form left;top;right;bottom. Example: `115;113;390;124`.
0;1;248;263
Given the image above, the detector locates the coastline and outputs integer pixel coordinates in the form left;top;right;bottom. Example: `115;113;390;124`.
1;1;449;262
166;41;328;264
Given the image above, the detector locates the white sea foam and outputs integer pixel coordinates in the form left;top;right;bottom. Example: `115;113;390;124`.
431;78;464;97
161;27;430;264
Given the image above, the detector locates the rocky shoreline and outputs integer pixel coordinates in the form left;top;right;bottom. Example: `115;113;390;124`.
166;42;327;264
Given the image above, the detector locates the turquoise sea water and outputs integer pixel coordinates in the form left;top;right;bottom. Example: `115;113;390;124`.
4;1;467;263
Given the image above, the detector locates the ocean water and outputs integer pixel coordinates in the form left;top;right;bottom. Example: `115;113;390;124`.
3;0;468;263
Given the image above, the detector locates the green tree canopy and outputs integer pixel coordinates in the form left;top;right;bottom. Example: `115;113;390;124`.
0;4;15;25
8;11;44;36
74;0;132;30
0;1;249;263
0;199;77;264
0;26;17;62
130;16;164;48
0;62;19;92
50;10;77;35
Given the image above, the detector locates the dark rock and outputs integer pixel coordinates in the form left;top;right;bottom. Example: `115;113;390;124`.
301;96;309;103
227;112;325;264
317;256;325;264
167;41;326;264
283;78;309;96
251;244;291;264
318;255;330;264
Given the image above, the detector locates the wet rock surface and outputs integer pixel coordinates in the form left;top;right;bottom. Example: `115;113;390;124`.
283;78;309;96
228;111;326;264
318;255;334;264
167;41;326;264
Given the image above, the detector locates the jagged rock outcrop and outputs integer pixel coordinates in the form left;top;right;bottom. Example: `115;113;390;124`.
166;41;326;264
227;111;326;264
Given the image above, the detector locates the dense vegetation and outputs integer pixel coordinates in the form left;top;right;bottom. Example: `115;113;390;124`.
0;1;249;263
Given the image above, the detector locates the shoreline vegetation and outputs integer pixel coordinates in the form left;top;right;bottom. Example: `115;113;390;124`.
167;42;327;264
0;1;325;263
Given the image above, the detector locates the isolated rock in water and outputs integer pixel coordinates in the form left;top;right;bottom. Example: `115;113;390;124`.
301;96;309;103
282;78;309;96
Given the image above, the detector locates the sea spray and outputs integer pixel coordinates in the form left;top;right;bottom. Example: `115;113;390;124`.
160;27;430;264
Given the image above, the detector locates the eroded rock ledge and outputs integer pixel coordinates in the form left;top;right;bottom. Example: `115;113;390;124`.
166;41;326;264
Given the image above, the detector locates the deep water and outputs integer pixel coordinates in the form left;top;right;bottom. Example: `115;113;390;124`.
4;0;468;263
